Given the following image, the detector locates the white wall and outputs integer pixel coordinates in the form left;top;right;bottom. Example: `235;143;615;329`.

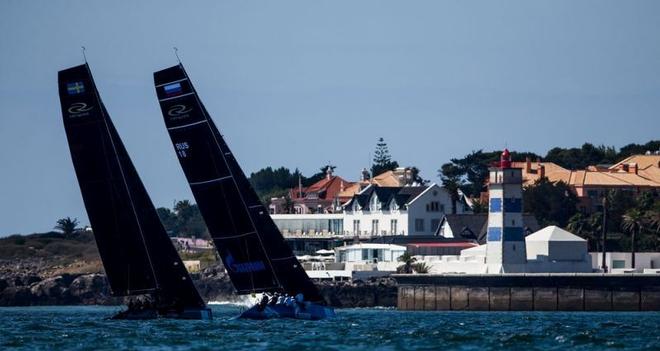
590;252;660;270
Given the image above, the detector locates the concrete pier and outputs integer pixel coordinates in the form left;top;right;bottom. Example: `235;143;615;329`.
394;274;660;311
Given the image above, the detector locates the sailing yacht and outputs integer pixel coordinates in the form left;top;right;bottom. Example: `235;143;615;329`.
58;64;211;320
153;63;335;320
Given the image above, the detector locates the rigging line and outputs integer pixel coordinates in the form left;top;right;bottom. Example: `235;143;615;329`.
159;92;194;102
189;175;232;186
84;65;160;291
156;77;188;88
167;119;207;131
212;231;257;240
179;66;283;289
173;47;181;63
271;255;296;261
81;46;87;63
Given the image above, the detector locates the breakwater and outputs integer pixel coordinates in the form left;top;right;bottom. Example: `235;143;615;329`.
394;274;660;311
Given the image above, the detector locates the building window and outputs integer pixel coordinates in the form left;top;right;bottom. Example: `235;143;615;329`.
371;195;380;211
426;201;441;212
390;200;398;211
391;219;398;235
372;219;379;235
353;220;360;235
415;219;424;232
612;260;626;269
431;219;440;232
362;249;369;261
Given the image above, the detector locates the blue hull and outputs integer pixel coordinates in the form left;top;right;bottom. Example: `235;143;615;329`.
239;303;335;320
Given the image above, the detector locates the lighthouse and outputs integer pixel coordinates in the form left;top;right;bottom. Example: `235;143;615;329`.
485;149;527;273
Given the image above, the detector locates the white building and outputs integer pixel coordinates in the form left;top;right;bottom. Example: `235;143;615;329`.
335;243;407;273
342;183;469;236
590;252;660;273
270;213;343;236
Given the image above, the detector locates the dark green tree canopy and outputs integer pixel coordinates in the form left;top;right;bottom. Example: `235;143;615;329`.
523;178;578;227
371;137;399;177
156;200;208;239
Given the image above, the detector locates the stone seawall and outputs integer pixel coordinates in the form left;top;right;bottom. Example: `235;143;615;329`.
394;274;660;311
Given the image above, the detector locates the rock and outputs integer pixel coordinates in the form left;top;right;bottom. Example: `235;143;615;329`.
29;276;71;304
69;274;111;304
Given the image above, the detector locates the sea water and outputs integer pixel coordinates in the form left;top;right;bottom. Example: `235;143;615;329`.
0;305;659;350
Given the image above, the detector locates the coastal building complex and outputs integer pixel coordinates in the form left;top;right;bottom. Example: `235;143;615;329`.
428;150;593;274
513;153;660;212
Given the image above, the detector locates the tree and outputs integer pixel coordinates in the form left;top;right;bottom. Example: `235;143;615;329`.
567;212;602;251
371;138;399;177
407;167;428;185
397;252;417;274
172;200;209;238
622;209;645;268
54;217;80;238
156;208;177;236
470;199;488;214
523;178;578;227
438;163;464;214
303;164;337;186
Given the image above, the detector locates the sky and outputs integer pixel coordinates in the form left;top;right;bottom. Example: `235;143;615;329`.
1;1;659;236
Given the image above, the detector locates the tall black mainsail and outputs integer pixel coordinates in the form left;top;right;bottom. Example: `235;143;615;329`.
58;64;207;317
154;64;323;303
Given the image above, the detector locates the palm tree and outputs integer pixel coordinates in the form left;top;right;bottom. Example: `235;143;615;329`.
397;252;417;274
567;212;601;251
54;217;80;238
621;209;645;269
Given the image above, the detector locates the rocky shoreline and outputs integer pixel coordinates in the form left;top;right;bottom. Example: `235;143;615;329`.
0;260;397;308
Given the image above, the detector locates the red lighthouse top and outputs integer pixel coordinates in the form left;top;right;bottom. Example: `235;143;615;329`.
500;148;512;169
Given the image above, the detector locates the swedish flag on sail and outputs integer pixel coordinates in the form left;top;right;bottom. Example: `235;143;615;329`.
67;81;85;95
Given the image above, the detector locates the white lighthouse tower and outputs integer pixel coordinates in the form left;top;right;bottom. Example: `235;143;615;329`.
485;149;527;273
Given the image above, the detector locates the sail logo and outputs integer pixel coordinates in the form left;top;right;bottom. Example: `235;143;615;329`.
67;102;94;118
163;82;183;96
67;81;85;95
167;104;192;120
225;253;266;274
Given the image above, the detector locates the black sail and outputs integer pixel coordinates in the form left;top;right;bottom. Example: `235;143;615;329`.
58;64;205;310
154;64;323;303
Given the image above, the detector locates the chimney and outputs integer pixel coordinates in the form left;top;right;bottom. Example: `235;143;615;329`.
340;180;345;192
538;164;545;179
361;168;370;182
630;163;638;174
326;167;333;180
525;157;531;173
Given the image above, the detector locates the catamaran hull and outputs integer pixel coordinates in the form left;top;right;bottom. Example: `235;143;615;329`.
111;307;213;320
239;303;335;320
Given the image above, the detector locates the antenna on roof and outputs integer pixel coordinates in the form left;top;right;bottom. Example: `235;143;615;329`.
81;46;87;63
173;47;181;63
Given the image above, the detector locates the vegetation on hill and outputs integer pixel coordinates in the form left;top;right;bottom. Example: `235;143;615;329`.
0;231;99;262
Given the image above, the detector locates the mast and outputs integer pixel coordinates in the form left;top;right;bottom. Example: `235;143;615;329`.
58;64;206;310
154;64;324;302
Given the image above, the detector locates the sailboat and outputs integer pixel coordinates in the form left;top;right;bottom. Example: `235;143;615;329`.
153;63;335;320
58;64;212;320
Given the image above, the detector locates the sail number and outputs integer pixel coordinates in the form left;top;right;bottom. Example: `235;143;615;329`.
175;142;190;158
